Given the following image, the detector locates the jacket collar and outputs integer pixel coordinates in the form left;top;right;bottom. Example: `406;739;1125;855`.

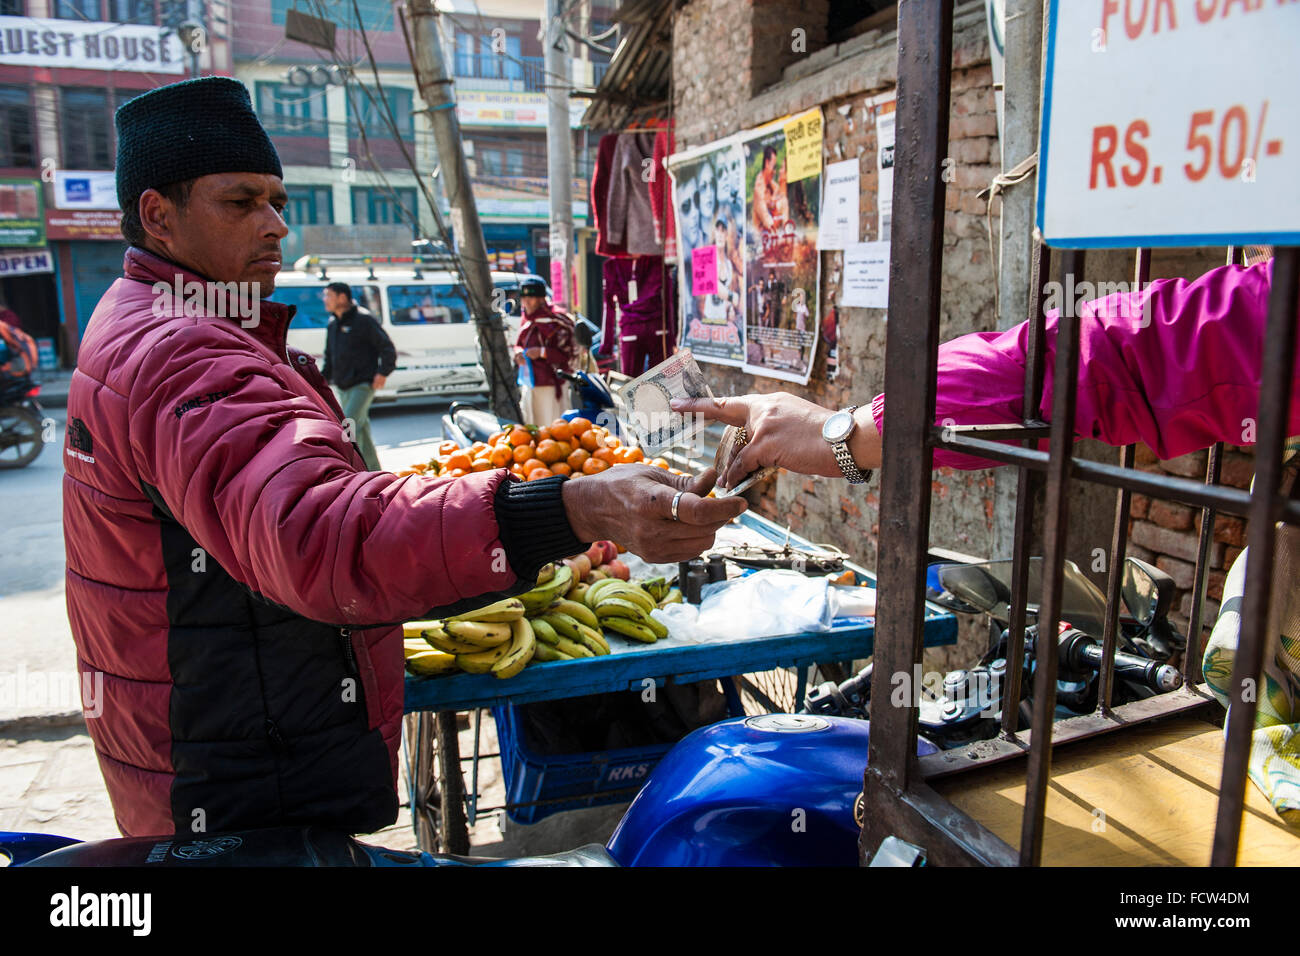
123;246;295;359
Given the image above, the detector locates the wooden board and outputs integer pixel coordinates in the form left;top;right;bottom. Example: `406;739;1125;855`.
933;715;1300;866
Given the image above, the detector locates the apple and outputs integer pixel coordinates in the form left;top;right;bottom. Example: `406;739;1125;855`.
606;559;630;581
598;541;618;565
584;541;605;566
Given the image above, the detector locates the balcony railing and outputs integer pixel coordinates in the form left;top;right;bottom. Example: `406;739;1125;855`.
452;52;545;93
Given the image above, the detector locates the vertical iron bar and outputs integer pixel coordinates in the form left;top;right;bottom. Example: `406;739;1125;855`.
1097;249;1149;713
1185;247;1238;682
1098;444;1136;714
1019;247;1086;866
1001;242;1051;736
436;710;470;854
863;0;954;798
1185;443;1223;685
1211;247;1300;866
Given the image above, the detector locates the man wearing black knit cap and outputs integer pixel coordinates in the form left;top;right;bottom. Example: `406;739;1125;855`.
63;76;742;839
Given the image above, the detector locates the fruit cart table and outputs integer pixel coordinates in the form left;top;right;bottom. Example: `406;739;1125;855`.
402;510;958;852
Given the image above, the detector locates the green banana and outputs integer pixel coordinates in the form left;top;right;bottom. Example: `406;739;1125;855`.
519;564;573;614
552;636;594;658
535;563;556;585
639;577;669;602
602;617;659;644
405;649;459;677
593;597;651;621
444;620;513;647
531;643;570;662
641;614;668;640
551;598;600;630
538;611;584;643
491;617;535;680
530;618;560;646
658;588;683;607
583;578;626;606
455;642;511;674
448;598;525;624
592;582;656;614
574;624;609;656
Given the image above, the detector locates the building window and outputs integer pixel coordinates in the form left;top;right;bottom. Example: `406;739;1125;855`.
478;147;524;177
284;185;333;226
351;186;417;229
0;87;36;168
109;0;156;24
60;89;114;169
454;32;523;81
0;0;26;14
346;86;412;140
271;0;392;30
52;0;100;19
256;82;328;137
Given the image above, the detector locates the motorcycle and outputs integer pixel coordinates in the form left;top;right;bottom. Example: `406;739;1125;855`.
444;367;623;448
0;561;1180;868
0;374;45;469
804;556;1184;749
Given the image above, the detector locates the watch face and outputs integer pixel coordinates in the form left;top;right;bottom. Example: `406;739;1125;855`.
823;410;854;444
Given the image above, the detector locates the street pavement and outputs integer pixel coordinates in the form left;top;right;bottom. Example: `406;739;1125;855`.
0;394;629;858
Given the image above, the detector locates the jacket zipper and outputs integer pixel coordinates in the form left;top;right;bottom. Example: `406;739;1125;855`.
265;718;288;754
340;627;359;675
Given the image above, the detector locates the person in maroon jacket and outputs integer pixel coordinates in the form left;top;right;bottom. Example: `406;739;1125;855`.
514;278;575;426
63;76;744;839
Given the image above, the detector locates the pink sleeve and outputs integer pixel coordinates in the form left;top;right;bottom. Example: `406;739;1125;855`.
871;261;1293;470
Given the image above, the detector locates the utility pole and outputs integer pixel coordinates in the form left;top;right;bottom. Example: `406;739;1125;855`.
544;0;574;310
405;0;521;422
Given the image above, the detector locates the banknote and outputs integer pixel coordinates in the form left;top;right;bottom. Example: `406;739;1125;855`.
714;424;778;497
621;349;714;454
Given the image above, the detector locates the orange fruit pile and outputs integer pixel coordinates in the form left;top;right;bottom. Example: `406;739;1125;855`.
394;418;678;481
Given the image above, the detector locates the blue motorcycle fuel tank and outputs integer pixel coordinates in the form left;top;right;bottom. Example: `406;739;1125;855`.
606;715;938;866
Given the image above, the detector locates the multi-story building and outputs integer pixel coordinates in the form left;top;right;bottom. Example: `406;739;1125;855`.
230;0;611;311
0;0;229;367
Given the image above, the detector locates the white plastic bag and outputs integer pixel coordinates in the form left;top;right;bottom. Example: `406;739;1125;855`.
658;570;834;642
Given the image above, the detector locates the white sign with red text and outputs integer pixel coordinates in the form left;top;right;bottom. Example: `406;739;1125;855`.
1038;0;1298;247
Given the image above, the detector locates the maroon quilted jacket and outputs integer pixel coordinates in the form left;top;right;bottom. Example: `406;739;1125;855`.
64;247;582;837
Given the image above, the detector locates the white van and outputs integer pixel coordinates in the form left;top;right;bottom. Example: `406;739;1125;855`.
274;253;540;401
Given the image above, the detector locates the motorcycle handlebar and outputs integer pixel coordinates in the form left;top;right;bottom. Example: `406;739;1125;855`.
1066;632;1183;693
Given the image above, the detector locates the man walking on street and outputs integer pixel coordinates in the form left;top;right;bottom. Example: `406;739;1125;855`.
321;281;395;470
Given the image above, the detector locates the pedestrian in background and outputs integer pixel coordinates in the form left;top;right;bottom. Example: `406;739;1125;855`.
321;281;395;470
514;278;575;426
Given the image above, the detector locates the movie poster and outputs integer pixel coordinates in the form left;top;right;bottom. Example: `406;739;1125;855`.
740;108;822;384
667;136;747;367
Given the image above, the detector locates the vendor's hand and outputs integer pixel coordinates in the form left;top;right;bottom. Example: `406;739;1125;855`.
671;393;880;489
561;465;747;563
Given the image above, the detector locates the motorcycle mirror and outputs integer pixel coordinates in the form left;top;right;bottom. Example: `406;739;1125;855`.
928;563;1010;615
1121;557;1174;626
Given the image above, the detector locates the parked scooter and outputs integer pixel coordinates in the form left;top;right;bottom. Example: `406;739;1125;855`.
804;556;1184;749
444;367;623;447
0;374;45;469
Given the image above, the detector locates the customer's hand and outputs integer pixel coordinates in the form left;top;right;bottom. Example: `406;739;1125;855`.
561;465;747;563
672;393;880;488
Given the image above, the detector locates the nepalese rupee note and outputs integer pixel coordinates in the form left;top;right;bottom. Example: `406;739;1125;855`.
620;349;714;455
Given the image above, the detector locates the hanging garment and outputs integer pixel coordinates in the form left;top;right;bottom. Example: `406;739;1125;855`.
601;257;677;375
592;134;627;258
650;129;677;260
606;133;662;256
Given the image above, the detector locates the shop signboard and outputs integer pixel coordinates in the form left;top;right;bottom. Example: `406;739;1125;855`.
0;179;45;247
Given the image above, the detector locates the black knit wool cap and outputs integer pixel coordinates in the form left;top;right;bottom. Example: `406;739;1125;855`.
115;76;284;212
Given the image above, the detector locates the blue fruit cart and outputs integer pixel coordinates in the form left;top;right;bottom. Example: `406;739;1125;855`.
402;508;957;852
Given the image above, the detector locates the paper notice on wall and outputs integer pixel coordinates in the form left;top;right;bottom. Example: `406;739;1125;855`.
691;244;719;295
817;159;860;250
874;95;896;241
840;241;890;309
783;109;823;183
550;258;565;305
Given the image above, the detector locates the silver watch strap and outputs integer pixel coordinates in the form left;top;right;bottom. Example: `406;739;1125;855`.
833;441;870;484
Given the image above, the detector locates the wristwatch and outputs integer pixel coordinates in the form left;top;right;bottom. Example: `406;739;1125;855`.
822;406;873;484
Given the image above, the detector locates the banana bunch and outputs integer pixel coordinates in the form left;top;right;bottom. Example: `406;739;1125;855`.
535;599;610;658
584;579;668;644
402;597;535;678
517;564;574;614
639;577;682;608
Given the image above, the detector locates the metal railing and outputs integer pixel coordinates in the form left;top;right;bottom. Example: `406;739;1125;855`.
862;0;1298;867
452;52;546;93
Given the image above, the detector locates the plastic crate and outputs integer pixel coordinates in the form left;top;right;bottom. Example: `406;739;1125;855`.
492;701;678;825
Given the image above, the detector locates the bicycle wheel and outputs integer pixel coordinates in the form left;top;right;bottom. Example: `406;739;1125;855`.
732;663;849;715
0;406;42;469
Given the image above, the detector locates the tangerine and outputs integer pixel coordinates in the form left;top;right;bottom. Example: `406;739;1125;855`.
508;427;533;447
437;439;459;455
651;457;671;469
512;444;535;464
568;417;592;437
582;457;610;475
523;458;547;474
471;458;493;472
448;468;468;478
528;467;553;481
445;452;473;472
535;439;564;464
549;420;573;442
510;463;527;479
553;440;572;460
549;462;572;477
469;441;488;457
490;445;513;467
536;426;552;442
624;446;645;463
566;449;590;471
593;447;617;465
579;431;601;452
